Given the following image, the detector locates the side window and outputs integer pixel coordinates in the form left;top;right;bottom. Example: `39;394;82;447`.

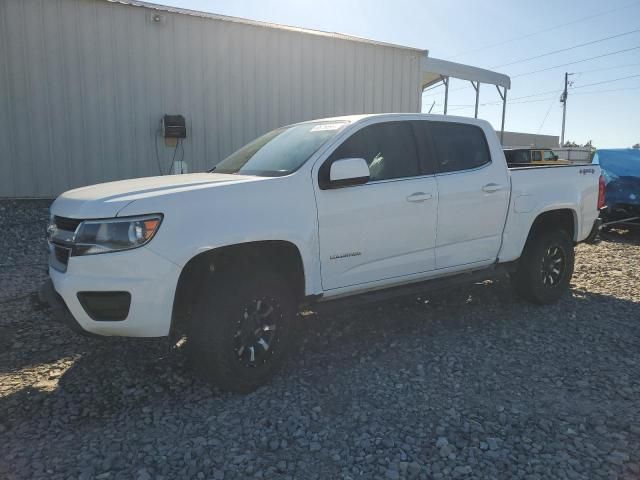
532;150;542;161
410;121;440;175
326;122;420;182
429;122;491;174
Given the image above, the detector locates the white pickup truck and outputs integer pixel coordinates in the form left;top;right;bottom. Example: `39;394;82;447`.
43;114;603;392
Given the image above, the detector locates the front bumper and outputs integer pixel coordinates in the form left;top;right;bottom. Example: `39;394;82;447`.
39;279;94;336
47;246;181;337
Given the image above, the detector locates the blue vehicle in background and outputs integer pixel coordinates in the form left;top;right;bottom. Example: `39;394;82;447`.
593;149;640;230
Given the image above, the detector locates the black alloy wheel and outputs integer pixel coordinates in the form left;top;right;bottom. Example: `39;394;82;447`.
188;270;296;393
511;229;575;305
234;297;283;368
540;245;567;288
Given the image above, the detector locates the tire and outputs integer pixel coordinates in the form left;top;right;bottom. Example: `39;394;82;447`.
187;270;296;393
511;229;575;305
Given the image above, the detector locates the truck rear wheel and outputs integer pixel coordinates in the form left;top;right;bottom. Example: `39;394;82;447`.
187;270;296;393
511;230;575;305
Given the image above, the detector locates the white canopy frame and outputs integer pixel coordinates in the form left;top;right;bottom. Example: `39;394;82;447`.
421;56;511;142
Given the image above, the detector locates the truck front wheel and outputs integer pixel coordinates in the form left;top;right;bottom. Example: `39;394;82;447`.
511;230;575;305
187;270;296;393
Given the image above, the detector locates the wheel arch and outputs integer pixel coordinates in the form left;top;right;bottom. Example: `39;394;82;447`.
525;208;578;245
170;240;306;339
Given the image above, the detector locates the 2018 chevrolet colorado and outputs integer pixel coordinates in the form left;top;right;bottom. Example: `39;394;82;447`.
43;114;603;392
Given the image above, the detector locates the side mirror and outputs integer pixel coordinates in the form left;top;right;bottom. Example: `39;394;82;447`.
328;158;370;188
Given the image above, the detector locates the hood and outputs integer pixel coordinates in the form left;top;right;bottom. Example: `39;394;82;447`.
51;173;261;218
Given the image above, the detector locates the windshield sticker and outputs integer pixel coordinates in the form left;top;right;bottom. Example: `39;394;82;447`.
310;123;343;132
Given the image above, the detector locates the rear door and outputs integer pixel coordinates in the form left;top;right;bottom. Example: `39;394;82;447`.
420;121;510;269
313;120;439;290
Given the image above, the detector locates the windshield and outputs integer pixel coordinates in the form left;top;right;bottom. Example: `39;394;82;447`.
594;149;640;180
213;121;348;176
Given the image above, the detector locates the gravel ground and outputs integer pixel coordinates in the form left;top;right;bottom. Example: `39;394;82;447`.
1;199;640;480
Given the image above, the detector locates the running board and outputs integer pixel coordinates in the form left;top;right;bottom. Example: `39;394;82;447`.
312;262;516;313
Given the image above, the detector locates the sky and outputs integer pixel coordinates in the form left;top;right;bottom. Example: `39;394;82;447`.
156;0;639;148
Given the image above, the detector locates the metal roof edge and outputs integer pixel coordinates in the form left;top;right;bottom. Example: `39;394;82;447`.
421;56;511;89
103;0;428;55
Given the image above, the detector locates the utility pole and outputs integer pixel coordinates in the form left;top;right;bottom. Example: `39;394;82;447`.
560;72;574;146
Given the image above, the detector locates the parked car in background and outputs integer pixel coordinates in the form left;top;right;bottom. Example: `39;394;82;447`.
593;148;640;230
504;147;570;167
42;114;603;393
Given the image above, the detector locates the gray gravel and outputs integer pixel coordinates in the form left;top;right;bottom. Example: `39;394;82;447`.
1;199;640;480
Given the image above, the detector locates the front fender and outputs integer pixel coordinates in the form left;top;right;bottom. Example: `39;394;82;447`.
116;175;323;296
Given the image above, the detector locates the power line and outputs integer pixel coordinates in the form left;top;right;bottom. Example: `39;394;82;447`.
537;99;557;134
432;93;564;111
511;85;640;102
447;1;640;59
572;62;640;75
510;46;640;78
502;88;564;102
490;28;640;69
571;73;640;89
538;81;565;133
422;46;640;99
508;85;640;102
434;84;640;111
424;72;640;110
442;95;565;110
572;85;640;95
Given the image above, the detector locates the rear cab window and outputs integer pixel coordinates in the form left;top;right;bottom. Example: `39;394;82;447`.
504;150;531;165
424;122;491;174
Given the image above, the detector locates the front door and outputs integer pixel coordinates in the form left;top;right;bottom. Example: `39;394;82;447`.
314;120;439;291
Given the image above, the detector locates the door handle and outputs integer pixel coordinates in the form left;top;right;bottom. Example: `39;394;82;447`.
482;183;503;193
406;192;433;202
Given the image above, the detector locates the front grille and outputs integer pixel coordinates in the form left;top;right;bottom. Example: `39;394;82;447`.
54;215;82;232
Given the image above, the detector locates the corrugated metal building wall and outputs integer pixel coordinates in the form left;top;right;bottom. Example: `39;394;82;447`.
0;0;426;198
501;131;560;149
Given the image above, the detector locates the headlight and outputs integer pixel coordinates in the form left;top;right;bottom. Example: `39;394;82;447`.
73;214;163;255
